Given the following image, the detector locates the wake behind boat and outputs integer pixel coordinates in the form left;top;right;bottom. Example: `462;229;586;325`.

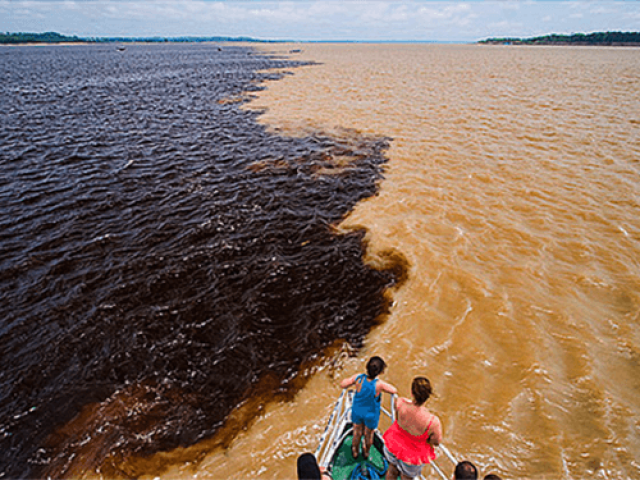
315;390;458;480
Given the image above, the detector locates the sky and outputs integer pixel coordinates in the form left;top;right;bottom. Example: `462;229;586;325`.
2;0;640;43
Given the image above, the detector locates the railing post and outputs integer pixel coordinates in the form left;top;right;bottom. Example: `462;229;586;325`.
429;461;449;480
315;390;344;463
438;444;458;466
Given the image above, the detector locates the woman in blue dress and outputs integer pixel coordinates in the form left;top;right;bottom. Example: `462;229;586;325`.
340;356;397;460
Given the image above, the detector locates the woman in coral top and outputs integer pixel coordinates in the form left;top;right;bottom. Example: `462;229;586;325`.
383;377;443;480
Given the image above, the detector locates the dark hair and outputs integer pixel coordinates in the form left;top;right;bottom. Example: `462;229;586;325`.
454;460;478;480
297;453;322;480
411;377;432;406
366;356;386;379
483;475;502;480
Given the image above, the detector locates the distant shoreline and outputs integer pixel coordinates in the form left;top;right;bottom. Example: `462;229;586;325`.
4;41;639;48
3;30;640;46
481;41;640;47
0;32;280;45
478;31;640;46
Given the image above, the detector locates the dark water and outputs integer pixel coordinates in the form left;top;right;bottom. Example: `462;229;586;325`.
0;44;403;477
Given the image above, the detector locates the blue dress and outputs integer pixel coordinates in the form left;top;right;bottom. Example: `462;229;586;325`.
351;374;381;429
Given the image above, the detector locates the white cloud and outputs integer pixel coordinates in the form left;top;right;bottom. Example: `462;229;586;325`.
502;1;521;11
61;0;80;11
358;2;391;24
389;5;409;22
568;0;588;10
308;1;348;18
629;10;640;19
487;19;524;32
590;6;615;15
418;2;471;20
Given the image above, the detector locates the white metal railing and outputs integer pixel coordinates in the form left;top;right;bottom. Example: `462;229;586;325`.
316;389;353;467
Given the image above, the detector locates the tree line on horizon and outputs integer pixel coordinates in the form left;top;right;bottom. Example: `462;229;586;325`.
4;30;640;46
0;31;275;44
0;31;83;44
479;31;640;45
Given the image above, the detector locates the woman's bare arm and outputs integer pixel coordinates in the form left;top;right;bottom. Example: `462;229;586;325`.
339;374;359;389
428;415;443;447
376;379;398;396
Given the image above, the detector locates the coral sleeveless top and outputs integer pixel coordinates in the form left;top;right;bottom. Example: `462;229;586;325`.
383;406;436;465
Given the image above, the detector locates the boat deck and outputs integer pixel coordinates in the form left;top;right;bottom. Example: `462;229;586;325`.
329;427;388;480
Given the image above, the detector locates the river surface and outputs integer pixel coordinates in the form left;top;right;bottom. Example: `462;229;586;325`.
2;43;640;480
0;44;401;478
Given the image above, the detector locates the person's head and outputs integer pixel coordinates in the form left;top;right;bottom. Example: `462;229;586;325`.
411;377;433;406
454;460;478;480
483;475;502;480
366;356;387;379
297;453;321;480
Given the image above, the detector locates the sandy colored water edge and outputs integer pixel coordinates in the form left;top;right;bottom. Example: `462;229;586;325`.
249;43;640;480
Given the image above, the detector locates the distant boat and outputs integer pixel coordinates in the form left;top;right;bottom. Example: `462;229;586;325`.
116;45;126;51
